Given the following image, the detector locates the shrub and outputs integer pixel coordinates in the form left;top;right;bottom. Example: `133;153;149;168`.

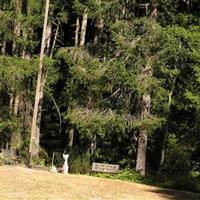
155;170;200;193
69;152;91;174
92;168;144;183
171;171;200;192
116;169;143;182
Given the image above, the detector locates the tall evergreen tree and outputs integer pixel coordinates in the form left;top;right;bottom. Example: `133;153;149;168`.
29;0;50;164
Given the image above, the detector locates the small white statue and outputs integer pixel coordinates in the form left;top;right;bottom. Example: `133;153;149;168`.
63;154;69;174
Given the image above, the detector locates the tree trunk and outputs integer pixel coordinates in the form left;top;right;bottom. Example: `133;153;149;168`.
10;0;33;155
29;0;50;165
120;0;129;19
21;30;27;58
22;93;32;134
159;78;176;169
151;0;158;18
10;130;22;156
13;94;19;116
136;130;148;176
9;94;14;114
22;0;33;59
50;22;59;58
136;59;152;175
93;19;104;45
136;94;151;176
79;11;88;46
90;134;97;162
75;16;80;46
21;30;31;59
68;128;74;150
160;125;168;168
11;23;32;155
12;0;22;55
12;22;21;55
45;23;52;55
10;93;21;156
10;0;23;152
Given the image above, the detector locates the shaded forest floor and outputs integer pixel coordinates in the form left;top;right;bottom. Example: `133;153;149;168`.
0;166;200;200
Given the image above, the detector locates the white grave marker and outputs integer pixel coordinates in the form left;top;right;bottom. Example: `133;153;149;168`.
63;154;69;174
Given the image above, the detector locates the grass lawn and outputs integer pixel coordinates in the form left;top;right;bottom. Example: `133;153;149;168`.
0;166;200;200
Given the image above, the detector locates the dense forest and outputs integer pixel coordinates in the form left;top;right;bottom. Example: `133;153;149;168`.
0;0;200;192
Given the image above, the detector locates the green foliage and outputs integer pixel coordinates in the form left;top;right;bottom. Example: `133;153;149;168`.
1;0;200;194
162;134;192;175
0;56;37;91
73;0;117;19
159;0;200;26
69;152;91;174
155;170;200;193
67;107;130;139
44;57;60;96
56;17;200;185
116;169;143;182
92;168;143;182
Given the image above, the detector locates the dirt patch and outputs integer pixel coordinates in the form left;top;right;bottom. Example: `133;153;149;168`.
0;166;200;200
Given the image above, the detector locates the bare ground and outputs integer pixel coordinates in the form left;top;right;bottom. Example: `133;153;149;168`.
0;166;200;200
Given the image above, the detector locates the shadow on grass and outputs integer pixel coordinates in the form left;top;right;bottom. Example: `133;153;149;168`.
145;188;200;200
